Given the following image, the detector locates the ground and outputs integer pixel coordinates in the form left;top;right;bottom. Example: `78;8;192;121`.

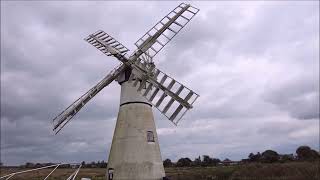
0;162;319;180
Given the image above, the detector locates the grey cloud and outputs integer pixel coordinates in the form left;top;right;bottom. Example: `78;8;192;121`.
158;117;319;161
263;74;319;120
1;115;116;165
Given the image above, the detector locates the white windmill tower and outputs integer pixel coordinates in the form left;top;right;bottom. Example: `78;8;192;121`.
52;3;200;180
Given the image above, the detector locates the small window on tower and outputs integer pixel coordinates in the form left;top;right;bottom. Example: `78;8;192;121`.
147;131;154;142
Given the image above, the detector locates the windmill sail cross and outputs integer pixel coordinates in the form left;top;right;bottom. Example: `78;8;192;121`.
53;2;200;134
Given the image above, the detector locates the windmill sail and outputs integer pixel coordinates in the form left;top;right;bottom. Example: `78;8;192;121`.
53;3;200;134
84;30;130;57
129;3;200;124
53;64;126;134
130;61;199;125
135;3;199;59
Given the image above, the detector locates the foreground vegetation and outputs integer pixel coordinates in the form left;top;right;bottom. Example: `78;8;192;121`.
1;145;319;179
166;162;319;180
1;161;319;180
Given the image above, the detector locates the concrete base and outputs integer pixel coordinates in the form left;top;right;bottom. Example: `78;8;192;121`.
106;81;165;180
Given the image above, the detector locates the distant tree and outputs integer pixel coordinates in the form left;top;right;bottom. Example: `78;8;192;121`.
35;163;42;168
248;152;261;162
44;163;55;166
241;158;250;163
200;155;220;166
100;160;107;168
25;162;35;168
90;161;97;168
192;156;201;166
0;162;3;167
211;158;221;166
163;159;173;167
81;161;86;166
176;158;192;167
249;153;254;160
310;150;320;158
256;152;261;160
202;155;211;166
296;146;319;161
279;154;294;163
261;150;279;163
60;164;71;168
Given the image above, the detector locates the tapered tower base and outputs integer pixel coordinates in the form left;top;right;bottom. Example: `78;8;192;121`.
106;79;165;180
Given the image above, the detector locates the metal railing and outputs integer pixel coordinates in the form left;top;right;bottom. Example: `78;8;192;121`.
0;163;82;180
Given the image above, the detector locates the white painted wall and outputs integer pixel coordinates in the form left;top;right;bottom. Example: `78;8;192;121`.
106;81;165;180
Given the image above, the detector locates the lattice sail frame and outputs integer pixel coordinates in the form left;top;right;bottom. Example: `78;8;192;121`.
131;3;200;124
85;30;130;57
130;63;199;124
135;3;199;59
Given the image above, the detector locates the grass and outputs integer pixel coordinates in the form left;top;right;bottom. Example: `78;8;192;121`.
229;162;320;180
0;161;319;180
165;166;236;180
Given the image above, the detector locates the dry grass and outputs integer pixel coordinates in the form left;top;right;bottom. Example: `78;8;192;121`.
165;166;235;180
0;161;318;180
0;168;105;180
229;162;320;180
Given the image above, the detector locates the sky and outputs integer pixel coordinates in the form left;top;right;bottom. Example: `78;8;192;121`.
1;1;319;166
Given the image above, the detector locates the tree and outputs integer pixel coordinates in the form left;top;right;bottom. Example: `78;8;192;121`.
261;150;279;163
90;161;97;168
200;155;220;166
163;159;173;167
280;154;294;162
35;163;42;168
192;156;201;166
60;164;71;168
248;152;261;162
296;146;319;161
25;162;35;168
202;155;211;166
176;158;192;167
211;158;221;166
98;160;107;168
249;153;254;160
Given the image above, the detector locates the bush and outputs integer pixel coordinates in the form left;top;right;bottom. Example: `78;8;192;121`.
176;158;192;167
296;146;320;161
163;159;173;167
261;150;279;163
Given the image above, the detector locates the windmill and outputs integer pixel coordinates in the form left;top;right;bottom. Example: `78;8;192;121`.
52;3;200;180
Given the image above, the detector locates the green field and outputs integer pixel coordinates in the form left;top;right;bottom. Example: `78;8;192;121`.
1;162;319;180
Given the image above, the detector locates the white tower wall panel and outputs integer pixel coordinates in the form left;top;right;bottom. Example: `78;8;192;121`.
107;81;165;180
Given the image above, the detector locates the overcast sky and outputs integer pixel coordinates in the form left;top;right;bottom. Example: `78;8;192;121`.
1;1;319;166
